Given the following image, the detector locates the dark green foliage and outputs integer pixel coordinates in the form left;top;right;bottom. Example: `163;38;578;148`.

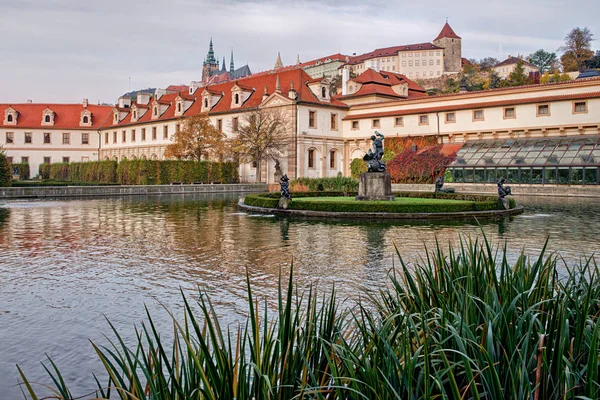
0;151;12;187
38;160;238;185
18;237;600;399
292;176;359;192
15;163;30;180
12;180;119;187
350;158;367;179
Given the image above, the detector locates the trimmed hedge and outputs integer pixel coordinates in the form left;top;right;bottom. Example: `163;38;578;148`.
291;177;359;192
38;160;239;185
0;152;11;187
244;191;516;213
12;180;119;187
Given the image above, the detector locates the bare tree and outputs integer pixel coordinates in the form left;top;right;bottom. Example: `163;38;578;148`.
232;108;291;183
164;113;226;161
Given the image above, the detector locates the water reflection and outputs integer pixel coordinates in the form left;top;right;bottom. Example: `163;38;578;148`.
1;193;599;398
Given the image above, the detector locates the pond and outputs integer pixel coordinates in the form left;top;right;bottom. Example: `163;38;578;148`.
1;192;599;397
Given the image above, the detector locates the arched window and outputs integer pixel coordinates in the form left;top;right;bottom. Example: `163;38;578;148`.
83;116;89;124
204;98;208;108
7;114;13;122
153;107;158;116
132;111;136;120
177;103;181;112
235;93;239;104
45;115;50;123
321;87;327;98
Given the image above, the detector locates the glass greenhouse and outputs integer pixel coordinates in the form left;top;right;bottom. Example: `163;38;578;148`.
448;136;600;185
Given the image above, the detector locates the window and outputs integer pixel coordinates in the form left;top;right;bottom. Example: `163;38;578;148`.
573;101;587;113
408;52;413;57
7;115;12;122
5;132;13;144
83;116;89;124
429;60;433;66
24;132;32;144
409;60;413;67
43;157;51;164
329;150;336;169
122;130;126;142
422;52;426;56
163;125;169;139
322;87;327;98
113;131;117;143
308;111;316;128
141;128;146;141
394;116;403;126
232;117;239;132
62;157;70;163
234;93;239;104
504;107;516;119
402;53;406;58
64;133;72;144
105;132;109;144
44;115;50;123
537;104;550;116
352;120;359;129
204;98;208;108
153;107;158;116
372;119;380;128
42;132;51;144
419;115;428;125
392;66;396;71
308;149;315;168
415;60;420;66
82;132;89;144
437;60;440;65
330;113;337;130
430;71;433;76
217;119;223;132
446;112;456;123
131;129;135;142
473;110;484;121
132;111;137;120
152;127;157;140
437;71;441;76
415;72;419;78
177;103;181;112
251;161;257;168
436;51;440;56
409;72;412;77
21;156;29;164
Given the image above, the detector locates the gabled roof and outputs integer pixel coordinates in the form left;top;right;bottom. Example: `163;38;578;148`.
494;56;538;69
434;22;461;41
0;103;113;129
347;43;442;65
166;85;189;92
340;69;427;100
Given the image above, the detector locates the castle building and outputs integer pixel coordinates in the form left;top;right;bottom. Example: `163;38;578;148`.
201;39;252;84
433;22;462;73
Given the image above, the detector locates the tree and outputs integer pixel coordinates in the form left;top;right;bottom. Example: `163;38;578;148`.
164;113;226;161
528;49;558;73
584;50;600;69
560;27;595;71
232;108;291;183
560;52;579;72
540;72;572;84
0;148;12;187
508;60;531;86
484;70;502;89
479;57;500;71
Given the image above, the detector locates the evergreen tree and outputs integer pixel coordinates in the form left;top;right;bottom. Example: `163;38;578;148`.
529;49;557;74
488;70;502;89
508;60;529;86
0;149;12;187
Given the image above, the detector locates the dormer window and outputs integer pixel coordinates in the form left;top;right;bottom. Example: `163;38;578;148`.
153;107;158;116
45;115;50;123
83;116;89;124
133;111;137;120
41;108;55;126
235;93;239;104
7;115;12;122
204;98;208;108
321;87;327;98
114;113;119;123
177;103;181;112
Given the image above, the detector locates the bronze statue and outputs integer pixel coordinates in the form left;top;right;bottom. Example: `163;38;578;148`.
364;131;386;172
280;174;291;200
497;178;512;199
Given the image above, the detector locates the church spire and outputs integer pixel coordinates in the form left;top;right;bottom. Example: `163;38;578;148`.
205;37;217;65
274;52;284;69
230;48;235;72
221;56;226;72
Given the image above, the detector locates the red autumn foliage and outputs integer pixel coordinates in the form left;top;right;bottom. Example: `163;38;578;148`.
386;136;440;154
387;144;456;184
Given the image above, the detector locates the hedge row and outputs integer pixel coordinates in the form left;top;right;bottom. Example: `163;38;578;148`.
39;160;239;185
291;176;359;192
0;152;11;187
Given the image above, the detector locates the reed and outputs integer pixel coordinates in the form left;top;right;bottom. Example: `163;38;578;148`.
17;236;600;399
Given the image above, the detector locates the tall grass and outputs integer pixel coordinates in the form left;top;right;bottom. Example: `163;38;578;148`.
17;236;600;399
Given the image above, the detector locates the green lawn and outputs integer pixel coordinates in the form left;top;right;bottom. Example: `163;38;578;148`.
292;196;471;205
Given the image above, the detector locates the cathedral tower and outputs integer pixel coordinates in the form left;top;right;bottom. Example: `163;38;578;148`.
433;21;462;74
202;38;220;82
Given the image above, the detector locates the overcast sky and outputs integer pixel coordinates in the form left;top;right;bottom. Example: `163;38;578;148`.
1;0;598;104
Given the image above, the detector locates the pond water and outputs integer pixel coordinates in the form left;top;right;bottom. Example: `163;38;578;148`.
1;193;599;398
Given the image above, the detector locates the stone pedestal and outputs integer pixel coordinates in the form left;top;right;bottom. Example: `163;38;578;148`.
356;172;394;201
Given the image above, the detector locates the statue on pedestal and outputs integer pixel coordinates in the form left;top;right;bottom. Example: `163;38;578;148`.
363;131;386;172
356;131;394;201
497;178;512;209
435;175;455;195
278;174;291;209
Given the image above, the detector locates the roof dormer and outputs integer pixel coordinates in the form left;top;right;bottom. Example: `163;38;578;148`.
4;107;18;125
113;107;129;125
307;78;331;102
80;109;92;127
130;104;139;122
174;95;193;117
230;83;254;109
41;108;55;126
391;82;409;98
150;99;169;120
201;88;223;112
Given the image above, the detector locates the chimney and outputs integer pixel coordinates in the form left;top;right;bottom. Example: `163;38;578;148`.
82;98;88;108
118;96;131;108
26;99;32;104
137;92;150;105
341;67;350;96
154;88;167;99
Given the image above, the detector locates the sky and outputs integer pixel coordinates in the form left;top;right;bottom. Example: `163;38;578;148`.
1;0;598;104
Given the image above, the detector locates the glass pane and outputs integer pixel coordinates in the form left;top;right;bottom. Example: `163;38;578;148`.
571;168;584;185
544;167;556;184
584;167;597;185
507;168;519;183
532;168;543;184
485;168;496;183
453;168;464;183
474;168;485;183
519;168;532;183
463;168;474;183
557;168;569;184
496;168;507;181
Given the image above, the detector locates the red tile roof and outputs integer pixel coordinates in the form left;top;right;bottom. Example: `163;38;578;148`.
166;85;189;92
348;43;442;65
495;56;538;69
252;54;349;76
434;22;461;41
340;69;427;101
0;103;113;129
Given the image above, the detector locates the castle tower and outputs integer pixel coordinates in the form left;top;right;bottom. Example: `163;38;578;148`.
274;52;284;69
230;48;235;72
221;56;226;72
202;38;220;82
433;21;462;74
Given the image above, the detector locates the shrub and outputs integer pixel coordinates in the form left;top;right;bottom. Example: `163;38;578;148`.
387;145;456;184
0;150;12;187
15;163;30;180
291;177;359;192
350;158;367;178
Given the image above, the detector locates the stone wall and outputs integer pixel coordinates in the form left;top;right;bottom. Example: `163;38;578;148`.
392;183;600;198
0;183;267;199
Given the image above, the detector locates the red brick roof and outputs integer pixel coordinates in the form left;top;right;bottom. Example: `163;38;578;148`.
0;103;113;129
348;43;442;65
340;69;427;100
434;22;461;41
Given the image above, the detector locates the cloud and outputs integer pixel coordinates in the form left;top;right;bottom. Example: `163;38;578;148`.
0;0;598;103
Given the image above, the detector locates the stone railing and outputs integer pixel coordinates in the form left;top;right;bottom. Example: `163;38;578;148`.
392;183;600;197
